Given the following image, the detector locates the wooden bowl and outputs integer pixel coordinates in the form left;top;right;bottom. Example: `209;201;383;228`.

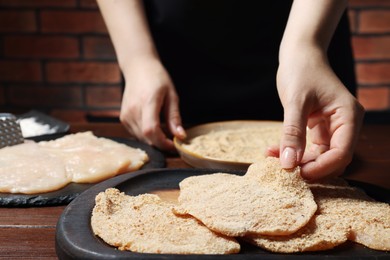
174;120;283;170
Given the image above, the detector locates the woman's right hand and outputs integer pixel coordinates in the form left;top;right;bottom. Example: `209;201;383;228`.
120;58;186;151
96;0;185;150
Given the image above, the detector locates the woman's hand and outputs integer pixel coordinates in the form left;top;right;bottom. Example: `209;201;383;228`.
96;0;185;150
121;58;186;151
273;46;364;180
269;0;365;180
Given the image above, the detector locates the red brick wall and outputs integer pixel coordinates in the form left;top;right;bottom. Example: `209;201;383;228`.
349;0;390;111
0;0;121;122
0;0;389;122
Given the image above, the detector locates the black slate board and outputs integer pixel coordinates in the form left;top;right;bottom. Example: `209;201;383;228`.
55;168;390;260
0;137;165;207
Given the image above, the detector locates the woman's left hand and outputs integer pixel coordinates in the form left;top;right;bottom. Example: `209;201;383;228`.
270;45;365;181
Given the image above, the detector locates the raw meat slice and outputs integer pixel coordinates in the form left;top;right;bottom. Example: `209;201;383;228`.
0;142;70;194
39;131;149;183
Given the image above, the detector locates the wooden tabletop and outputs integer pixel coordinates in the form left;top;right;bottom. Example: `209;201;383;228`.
0;123;389;259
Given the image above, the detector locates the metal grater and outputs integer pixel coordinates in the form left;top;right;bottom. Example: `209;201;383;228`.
0;113;24;148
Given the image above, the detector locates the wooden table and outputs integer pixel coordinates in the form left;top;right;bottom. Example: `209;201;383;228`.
0;123;389;259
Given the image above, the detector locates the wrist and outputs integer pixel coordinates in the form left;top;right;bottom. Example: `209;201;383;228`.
280;34;326;60
279;41;327;68
279;0;347;64
120;52;161;77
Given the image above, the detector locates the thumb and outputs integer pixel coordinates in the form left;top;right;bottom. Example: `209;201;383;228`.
280;104;308;169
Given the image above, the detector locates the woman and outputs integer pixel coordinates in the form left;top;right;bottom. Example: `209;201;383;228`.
97;0;365;180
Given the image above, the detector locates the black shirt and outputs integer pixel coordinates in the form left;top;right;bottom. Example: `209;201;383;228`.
143;0;356;125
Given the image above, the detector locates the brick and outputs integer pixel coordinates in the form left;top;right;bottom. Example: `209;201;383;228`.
86;85;122;107
359;10;390;33
86;109;120;119
40;10;107;34
352;36;390;60
356;62;390;85
0;11;36;32
358;86;390;110
349;0;390;7
0;61;41;82
50;109;87;123
348;10;357;34
82;36;116;59
45;62;121;83
7;84;82;107
4;36;79;59
0;0;76;7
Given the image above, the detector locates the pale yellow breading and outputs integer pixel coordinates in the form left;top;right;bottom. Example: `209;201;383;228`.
246;179;390;253
310;180;390;251
90;160;389;254
91;188;240;254
244;214;350;253
174;157;317;237
181;127;282;163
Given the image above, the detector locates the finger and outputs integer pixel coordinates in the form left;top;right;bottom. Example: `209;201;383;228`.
302;96;364;180
280;103;309;169
164;91;186;140
301;143;329;164
147;127;175;150
302;117;331;164
141;118;175;150
265;144;280;158
119;106;144;141
300;123;355;180
307;116;331;147
301;148;351;180
141;93;175;150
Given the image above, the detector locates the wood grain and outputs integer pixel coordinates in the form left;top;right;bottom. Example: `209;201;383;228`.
0;123;388;259
0;227;57;259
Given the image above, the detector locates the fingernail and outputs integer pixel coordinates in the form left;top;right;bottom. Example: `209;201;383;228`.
176;126;186;138
281;147;297;169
